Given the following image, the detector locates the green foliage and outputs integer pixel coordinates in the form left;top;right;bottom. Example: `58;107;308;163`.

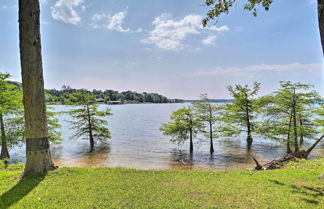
160;107;201;144
0;73;62;147
47;106;63;144
258;82;321;145
0;73;22;115
314;104;324;133
0;158;323;208
203;0;273;26
66;90;112;145
192;94;220;139
2;106;62;146
3;111;25;148
0;73;23;156
218;82;261;140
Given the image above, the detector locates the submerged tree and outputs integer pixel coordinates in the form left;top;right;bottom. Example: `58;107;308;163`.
193;94;220;154
203;0;324;56
258;82;321;153
218;82;261;145
0;73;23;159
67;90;112;152
160;107;201;154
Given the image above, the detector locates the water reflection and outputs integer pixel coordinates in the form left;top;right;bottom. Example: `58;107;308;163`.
53;143;111;167
7;104;324;170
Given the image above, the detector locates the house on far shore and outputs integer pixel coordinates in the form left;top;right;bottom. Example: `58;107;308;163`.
107;100;123;105
95;98;105;103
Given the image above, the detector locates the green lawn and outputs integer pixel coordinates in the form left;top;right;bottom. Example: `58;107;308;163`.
0;159;323;209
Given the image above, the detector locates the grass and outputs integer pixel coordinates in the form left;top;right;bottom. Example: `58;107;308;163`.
0;159;323;209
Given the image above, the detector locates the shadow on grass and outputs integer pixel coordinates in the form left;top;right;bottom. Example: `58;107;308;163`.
269;180;324;205
0;177;42;209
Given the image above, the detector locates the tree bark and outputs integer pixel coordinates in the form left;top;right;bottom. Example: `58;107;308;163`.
86;104;94;152
189;128;193;154
209;122;214;154
318;0;324;56
299;118;304;145
246;103;253;144
0;114;10;159
292;88;299;152
19;0;53;176
90;135;94;152
286;111;293;154
252;134;324;170
306;134;324;155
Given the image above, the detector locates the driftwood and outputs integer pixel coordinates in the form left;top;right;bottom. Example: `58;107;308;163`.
252;134;324;170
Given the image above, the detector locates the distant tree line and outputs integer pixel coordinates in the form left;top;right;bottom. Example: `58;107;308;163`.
45;85;183;104
183;99;234;103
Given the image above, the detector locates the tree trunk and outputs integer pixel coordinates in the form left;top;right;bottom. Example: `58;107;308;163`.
90;133;94;152
189;128;193;154
246;120;253;144
318;0;324;56
286;111;293;154
299;118;304;145
19;0;53;176
0;114;10;159
209;122;214;154
292;88;299;152
252;134;324;170
86;105;94;152
245;101;253;144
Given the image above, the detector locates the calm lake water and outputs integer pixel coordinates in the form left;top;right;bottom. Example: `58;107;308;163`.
9;103;324;170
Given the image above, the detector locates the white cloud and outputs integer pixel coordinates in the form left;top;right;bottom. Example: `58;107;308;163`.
51;0;85;25
107;11;131;32
191;63;324;77
207;25;229;32
202;35;217;45
90;10;142;33
142;14;229;50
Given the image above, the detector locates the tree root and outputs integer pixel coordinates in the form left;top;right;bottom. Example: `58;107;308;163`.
252;134;324;170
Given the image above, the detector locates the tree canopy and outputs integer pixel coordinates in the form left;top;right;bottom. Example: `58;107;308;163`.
193;94;220;154
258;81;321;153
0;73;23;159
66;90;112;152
160;107;202;153
218;82;261;144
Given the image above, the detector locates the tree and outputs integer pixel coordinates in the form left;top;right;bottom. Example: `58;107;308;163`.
160;107;201;154
193;94;220;154
67;90;112;152
46;106;63;144
203;0;324;56
218;82;261;145
3;110;25;152
19;0;54;176
0;106;62;161
314;104;324;133
258;82;321;153
0;73;23;159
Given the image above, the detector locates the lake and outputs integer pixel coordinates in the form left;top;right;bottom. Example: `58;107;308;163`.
8;103;324;170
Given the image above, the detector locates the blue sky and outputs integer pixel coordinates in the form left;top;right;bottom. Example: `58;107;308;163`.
0;0;323;99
